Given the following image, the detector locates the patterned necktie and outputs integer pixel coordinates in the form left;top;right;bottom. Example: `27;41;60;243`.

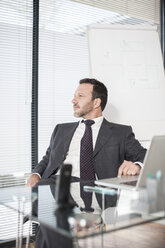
80;119;95;212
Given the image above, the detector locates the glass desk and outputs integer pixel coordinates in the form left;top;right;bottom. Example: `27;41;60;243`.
0;179;165;248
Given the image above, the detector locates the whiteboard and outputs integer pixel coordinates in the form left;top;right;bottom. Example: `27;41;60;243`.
88;25;165;141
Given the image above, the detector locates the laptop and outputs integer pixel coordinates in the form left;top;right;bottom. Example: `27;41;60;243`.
95;135;165;190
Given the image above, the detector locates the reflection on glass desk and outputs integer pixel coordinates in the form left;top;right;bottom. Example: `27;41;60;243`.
0;181;165;241
0;183;165;232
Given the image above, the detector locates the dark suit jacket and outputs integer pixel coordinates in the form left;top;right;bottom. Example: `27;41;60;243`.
33;118;146;207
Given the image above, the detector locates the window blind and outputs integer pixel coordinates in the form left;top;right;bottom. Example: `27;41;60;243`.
72;0;160;25
0;0;32;184
0;0;32;242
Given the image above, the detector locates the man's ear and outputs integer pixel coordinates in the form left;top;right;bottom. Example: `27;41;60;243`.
94;98;101;109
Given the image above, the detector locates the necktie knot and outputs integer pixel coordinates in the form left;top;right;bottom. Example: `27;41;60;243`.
83;120;95;126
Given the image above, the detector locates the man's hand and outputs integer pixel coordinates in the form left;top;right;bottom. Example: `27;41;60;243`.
26;174;40;187
117;160;141;177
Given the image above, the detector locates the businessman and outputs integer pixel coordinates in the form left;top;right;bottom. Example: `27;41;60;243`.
27;78;146;208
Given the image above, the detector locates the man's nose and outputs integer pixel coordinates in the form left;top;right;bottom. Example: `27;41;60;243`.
72;97;76;104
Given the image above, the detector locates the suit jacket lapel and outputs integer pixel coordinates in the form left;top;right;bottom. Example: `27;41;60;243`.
63;122;79;157
93;119;114;157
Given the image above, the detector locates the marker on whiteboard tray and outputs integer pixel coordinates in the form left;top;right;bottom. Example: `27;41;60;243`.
147;172;154;179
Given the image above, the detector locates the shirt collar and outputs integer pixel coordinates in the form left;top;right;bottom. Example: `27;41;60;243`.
80;116;103;126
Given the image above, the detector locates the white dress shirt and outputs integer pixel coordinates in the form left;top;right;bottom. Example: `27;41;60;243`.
63;116;103;177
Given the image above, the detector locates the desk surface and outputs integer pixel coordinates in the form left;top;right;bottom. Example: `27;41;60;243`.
0;181;165;239
0;183;165;240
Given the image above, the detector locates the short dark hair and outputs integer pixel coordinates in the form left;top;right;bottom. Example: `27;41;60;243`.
79;78;108;111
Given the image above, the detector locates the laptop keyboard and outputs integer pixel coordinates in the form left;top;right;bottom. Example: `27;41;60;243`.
121;180;137;186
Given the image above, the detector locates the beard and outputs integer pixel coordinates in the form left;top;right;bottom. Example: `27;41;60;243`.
73;109;85;118
73;105;92;118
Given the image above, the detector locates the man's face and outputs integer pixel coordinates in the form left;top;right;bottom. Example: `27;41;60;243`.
72;83;95;119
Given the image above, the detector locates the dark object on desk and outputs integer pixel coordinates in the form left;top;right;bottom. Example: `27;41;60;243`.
55;164;75;210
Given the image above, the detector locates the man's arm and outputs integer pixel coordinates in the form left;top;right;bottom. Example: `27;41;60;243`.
26;125;59;187
26;145;52;187
118;127;147;177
